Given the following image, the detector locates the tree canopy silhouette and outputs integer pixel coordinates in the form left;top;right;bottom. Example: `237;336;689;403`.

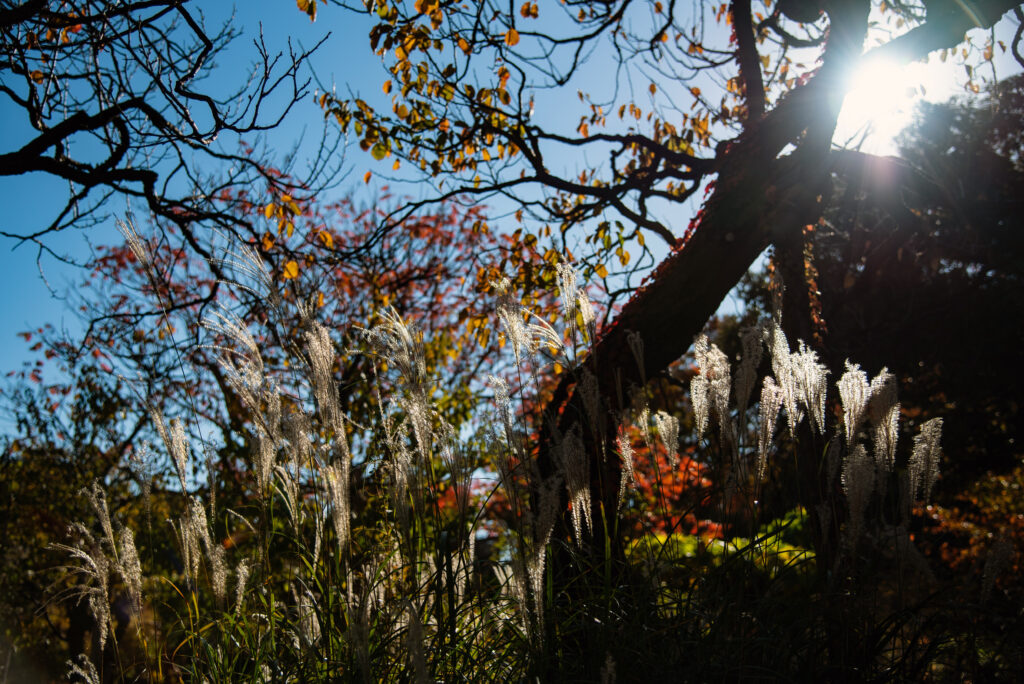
328;0;1024;547
0;0;338;275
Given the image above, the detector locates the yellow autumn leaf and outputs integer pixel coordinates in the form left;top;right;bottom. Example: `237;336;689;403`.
318;230;333;249
282;260;299;280
261;232;275;251
264;203;276;219
505;28;520;47
595;264;608;278
520;2;538;18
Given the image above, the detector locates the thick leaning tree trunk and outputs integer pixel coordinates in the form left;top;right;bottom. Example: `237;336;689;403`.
539;0;1022;558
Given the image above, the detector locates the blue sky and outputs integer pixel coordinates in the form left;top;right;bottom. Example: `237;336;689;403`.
1;3;1021;394
0;2;378;380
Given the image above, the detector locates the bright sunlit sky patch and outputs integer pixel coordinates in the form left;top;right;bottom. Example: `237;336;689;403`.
834;7;1023;155
834;56;955;154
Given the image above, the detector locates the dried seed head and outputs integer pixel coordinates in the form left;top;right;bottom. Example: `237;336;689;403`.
653;410;680;469
578;288;597;342
128;440;155;521
151;410;190;492
306;323;345;438
691;373;710;440
217;239;276;306
66;654;100;684
117;218;153;271
734;323;765;418
234;560;250;616
791;342;830;436
557;429;591;543
494;280;529;364
909;417;943;502
693;335;733;445
488;374;515;443
51;522;111;652
527;476;561;631
766;323;802;438
366;307;428;390
616;431;636;507
84;481;116;552
555;261;579;333
838;361;870;448
118;527;143;617
527;313;566;359
204;306;260;360
189;497;227;603
324;460;351;554
869;369;900;474
387;420;413;535
757;376;785;482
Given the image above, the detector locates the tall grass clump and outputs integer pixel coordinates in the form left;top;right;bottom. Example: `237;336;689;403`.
53;227;1018;682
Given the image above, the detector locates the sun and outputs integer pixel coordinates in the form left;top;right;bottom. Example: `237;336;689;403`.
835;56;934;154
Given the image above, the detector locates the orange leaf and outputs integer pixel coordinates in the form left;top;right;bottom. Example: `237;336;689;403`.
504;28;520;47
364;170;372;184
282;261;299;280
317;230;334;249
29;70;44;83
